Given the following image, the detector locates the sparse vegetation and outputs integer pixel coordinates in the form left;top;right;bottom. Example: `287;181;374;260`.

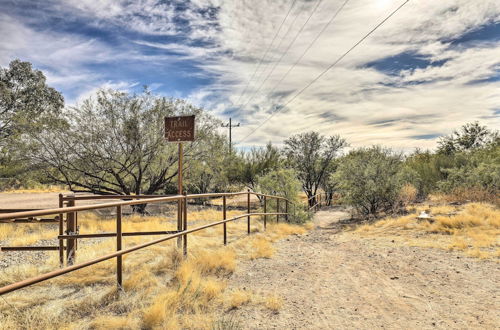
355;202;499;259
1;58;499;329
0;206;309;329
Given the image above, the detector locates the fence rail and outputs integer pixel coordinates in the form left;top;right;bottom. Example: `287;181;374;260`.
308;192;331;211
0;190;292;296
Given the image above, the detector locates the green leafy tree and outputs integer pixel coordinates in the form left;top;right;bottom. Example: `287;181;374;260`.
403;150;460;198
0;59;64;139
437;122;498;154
284;131;347;207
237;142;282;193
0;59;64;187
27;89;221;212
333;146;405;217
186;134;231;194
438;143;500;197
320;159;340;206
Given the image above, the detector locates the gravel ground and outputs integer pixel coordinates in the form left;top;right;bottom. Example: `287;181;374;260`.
224;208;500;329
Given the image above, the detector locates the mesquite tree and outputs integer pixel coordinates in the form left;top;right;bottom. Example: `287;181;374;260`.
333;147;404;217
284;131;347;207
28;89;221;212
0;59;63;139
239;142;282;194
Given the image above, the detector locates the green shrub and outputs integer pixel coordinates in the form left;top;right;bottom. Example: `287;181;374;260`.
438;144;500;197
256;168;310;223
333;146;407;217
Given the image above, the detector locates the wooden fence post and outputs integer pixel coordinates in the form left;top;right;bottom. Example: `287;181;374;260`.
183;192;188;256
247;189;250;235
66;199;76;265
116;205;123;288
223;195;227;245
58;194;64;267
263;196;267;230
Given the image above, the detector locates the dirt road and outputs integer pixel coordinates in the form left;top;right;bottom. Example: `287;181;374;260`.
226;208;499;329
0;192;66;209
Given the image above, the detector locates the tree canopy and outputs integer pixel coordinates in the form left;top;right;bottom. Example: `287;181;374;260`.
0;59;64;139
284;131;347;206
27;89;222;206
437;121;498;154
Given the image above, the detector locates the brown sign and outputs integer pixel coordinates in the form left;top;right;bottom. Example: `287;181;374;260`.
165;115;195;142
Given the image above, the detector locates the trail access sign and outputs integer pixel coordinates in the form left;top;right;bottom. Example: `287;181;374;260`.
164;115;195;142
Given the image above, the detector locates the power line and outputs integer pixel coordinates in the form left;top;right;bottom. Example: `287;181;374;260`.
266;0;351;100
237;0;411;145
238;0;324;113
230;0;298;109
235;0;304;113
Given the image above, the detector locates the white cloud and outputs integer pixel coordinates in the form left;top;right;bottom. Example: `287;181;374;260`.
184;0;500;151
73;80;140;105
1;0;499;151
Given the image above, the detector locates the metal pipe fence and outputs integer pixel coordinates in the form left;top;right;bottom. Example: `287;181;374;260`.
0;191;291;296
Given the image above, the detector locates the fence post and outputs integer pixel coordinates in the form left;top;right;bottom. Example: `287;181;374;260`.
223;195;227;245
183;192;188;256
276;198;280;223
285;199;289;222
66;199;76;265
263;196;267;230
293;202;296;222
247;189;250;235
177;196;182;249
116;205;123;289
58;194;64;267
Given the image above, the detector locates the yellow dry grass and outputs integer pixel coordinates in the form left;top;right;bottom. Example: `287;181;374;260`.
355;202;500;259
0;206;309;329
227;289;251;310
264;294;283;313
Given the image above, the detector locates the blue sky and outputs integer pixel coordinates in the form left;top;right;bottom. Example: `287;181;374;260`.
0;0;499;150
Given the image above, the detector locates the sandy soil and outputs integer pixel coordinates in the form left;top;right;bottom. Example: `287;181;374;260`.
225;208;499;329
0;190;259;210
0;192;67;209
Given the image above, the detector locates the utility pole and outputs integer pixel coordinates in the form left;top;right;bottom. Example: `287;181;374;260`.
221;118;240;153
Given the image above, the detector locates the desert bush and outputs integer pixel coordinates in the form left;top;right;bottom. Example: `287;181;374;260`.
333;146;408;217
435;187;499;205
395;183;418;209
437;143;499;204
402;151;459;198
231;142;283;193
257;168;310;223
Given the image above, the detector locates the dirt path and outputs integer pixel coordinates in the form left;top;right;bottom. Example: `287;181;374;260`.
226;208;499;329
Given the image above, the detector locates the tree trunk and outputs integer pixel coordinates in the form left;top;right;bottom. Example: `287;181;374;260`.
131;203;148;215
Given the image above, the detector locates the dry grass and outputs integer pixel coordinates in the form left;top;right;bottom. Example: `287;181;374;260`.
227;289;251;310
355;202;500;259
430;188;500;206
264;294;283;313
0;205;309;329
249;237;274;260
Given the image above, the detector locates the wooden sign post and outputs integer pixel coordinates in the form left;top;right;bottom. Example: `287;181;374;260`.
165;115;195;248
